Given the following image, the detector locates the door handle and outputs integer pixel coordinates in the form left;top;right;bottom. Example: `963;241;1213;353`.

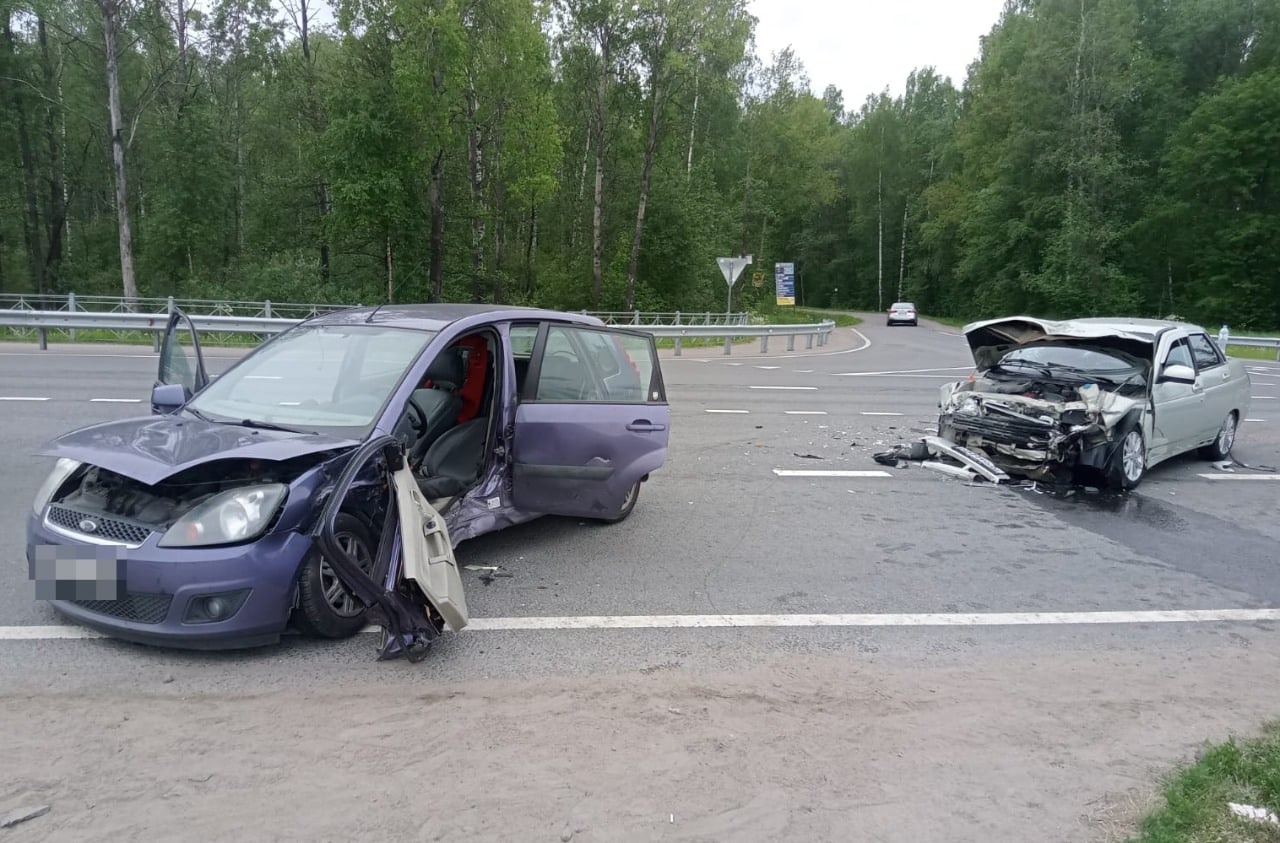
626;420;666;432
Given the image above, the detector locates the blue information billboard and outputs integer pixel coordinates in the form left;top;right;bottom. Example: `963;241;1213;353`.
774;262;795;306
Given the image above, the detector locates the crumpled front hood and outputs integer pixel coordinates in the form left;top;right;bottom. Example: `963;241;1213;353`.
964;316;1158;370
37;414;359;486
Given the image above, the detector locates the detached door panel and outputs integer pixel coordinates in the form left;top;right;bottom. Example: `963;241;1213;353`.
512;324;669;519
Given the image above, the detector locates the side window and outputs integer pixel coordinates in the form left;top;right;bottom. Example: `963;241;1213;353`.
1187;333;1225;371
534;327;601;401
1164;339;1194;371
609;331;664;403
510;324;538;395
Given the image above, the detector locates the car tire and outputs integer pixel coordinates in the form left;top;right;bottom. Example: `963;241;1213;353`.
294;512;376;639
1107;426;1147;490
1198;412;1237;461
599;480;641;524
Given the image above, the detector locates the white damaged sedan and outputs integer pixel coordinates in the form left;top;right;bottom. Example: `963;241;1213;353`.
938;317;1252;488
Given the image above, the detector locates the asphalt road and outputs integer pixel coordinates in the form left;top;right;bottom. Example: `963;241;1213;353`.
2;317;1280;841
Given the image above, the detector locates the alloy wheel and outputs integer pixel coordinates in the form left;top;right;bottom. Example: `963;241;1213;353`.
1122;430;1145;484
318;532;373;618
1218;415;1237;455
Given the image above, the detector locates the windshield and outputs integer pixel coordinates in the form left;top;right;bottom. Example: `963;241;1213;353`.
995;341;1146;384
187;324;435;435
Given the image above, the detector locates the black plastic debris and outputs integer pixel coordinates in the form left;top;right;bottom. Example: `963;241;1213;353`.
793;452;824;460
1;806;51;830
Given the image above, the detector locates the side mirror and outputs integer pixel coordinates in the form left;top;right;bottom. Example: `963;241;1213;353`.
1158;364;1196;385
151;382;192;415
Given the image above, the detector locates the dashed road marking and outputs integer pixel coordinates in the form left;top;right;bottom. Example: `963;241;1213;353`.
750;385;817;390
1252;395;1277;400
861;412;903;416
794;369;813;373
7;608;1280;639
90;398;142;403
832;366;971;377
773;469;893;478
705;409;749;414
755;366;780;370
1245;418;1267;422
1197;473;1280;481
785;410;827;415
0;396;50;401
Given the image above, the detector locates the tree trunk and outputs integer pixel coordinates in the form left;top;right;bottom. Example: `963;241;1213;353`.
428;148;445;303
897;203;908;299
626;77;663;311
3;12;47;294
38;16;65;290
466;81;486;303
590;27;612;308
876;125;884;312
386;235;394;303
100;1;138;306
570;131;590;251
686;63;698;178
492;105;506;302
525;200;538;296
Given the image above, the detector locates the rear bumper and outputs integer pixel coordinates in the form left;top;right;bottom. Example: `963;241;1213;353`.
26;512;311;650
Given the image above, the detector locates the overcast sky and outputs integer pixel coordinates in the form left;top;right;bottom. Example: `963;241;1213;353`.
748;0;1009;104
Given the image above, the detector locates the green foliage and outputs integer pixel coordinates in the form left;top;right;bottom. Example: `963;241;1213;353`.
0;0;1275;331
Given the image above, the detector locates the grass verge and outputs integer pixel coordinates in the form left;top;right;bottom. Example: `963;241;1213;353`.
1125;722;1280;843
1226;344;1279;361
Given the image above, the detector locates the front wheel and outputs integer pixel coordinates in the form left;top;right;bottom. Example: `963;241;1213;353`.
1108;427;1147;490
1198;412;1237;461
294;512;377;639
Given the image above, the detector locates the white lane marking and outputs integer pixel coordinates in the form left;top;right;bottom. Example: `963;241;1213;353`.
833;366;971;377
861;412;903;416
794;369;813;373
723;362;743;366
785;410;827;415
1252;395;1277;399
750;385;817;390
90;398;142;404
7;608;1280;640
755;366;780;370
0;396;50;401
773;469;892;477
245;375;282;380
705;409;749;414
1196;474;1280;481
1245;418;1267;422
279;401;302;406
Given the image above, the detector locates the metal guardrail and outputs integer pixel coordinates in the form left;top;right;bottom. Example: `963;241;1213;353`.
0;308;835;356
1228;336;1280;361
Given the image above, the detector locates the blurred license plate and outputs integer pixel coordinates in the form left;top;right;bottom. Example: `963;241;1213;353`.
30;545;127;601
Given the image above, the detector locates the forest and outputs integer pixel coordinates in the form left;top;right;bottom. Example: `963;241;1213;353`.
1;0;1277;328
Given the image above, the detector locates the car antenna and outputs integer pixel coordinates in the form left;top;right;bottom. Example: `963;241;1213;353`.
364;303;386;323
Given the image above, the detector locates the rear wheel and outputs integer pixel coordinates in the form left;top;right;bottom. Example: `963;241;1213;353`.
1198;412;1237;461
598;480;641;524
294;512;376;639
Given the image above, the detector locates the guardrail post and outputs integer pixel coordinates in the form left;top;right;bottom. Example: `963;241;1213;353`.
632;310;640;325
723;335;732;355
787;335;795;351
704;312;710;325
760;334;768;353
806;334;814;349
674;337;682;356
68;292;76;343
674;311;680;325
39;326;47;350
264;300;273;318
167;296;175;315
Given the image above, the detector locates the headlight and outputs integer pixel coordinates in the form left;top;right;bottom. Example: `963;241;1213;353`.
32;458;82;516
159;484;287;548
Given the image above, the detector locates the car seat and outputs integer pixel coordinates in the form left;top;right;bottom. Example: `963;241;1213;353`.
408;350;465;469
416;417;489;501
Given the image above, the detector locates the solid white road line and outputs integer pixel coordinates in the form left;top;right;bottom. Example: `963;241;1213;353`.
773;469;893;478
1197;473;1280;481
750;385;817;390
6;608;1280;640
705;409;749;414
833;366;971;377
0;396;50;401
1245;418;1267;422
785;410;827;415
90;398;142;404
755;366;780;370
1252;395;1277;399
861;411;903;416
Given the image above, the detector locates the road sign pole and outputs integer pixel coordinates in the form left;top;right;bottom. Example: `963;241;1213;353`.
716;255;752;325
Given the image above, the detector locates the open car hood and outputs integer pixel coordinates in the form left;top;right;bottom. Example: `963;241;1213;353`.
37;415;360;486
964;316;1159;371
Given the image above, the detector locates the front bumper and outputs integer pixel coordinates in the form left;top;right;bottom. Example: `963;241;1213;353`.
26;511;312;650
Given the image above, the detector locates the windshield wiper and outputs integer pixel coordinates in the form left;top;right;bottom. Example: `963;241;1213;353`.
183;406;218;423
993;359;1054;378
235;418;315;435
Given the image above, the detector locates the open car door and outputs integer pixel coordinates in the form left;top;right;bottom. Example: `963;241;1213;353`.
313;434;467;662
152;309;210;414
511;323;670;520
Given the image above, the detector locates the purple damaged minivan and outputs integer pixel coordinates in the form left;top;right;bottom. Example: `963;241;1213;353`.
27;304;670;650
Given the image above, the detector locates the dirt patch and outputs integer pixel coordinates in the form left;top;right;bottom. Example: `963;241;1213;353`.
2;647;1278;842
